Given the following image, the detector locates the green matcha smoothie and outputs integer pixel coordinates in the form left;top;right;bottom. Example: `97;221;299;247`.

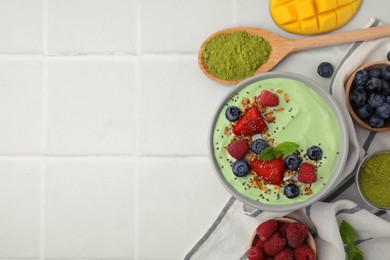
212;78;340;205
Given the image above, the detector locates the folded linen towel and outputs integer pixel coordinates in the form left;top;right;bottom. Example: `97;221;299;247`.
185;18;390;260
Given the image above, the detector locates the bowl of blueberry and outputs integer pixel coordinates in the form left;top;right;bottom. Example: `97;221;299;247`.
346;61;390;131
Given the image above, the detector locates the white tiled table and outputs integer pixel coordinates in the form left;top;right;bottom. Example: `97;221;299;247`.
0;1;389;259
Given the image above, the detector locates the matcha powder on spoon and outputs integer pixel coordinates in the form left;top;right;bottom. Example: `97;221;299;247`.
201;31;271;81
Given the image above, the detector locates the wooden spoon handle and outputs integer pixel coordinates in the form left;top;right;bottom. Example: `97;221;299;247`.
291;25;390;52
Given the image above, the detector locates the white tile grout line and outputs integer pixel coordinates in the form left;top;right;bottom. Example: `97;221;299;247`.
0;155;209;159
0;53;197;59
40;0;48;259
134;0;142;258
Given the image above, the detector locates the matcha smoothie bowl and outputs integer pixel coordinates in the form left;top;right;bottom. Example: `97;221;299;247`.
209;72;348;212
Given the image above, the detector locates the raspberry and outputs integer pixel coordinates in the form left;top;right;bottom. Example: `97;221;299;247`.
278;222;290;238
256;219;279;241
257;90;279;107
298;163;316;183
294;244;315;260
263;232;286;256
247;246;265;260
252;235;266;249
227;139;249;159
286;223;308;248
274;247;294;260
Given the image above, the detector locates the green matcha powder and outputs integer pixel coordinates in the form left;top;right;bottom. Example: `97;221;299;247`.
359;153;390;208
201;31;271;81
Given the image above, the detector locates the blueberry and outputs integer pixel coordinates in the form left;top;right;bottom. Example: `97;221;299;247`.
354;70;369;85
251;139;268;154
284;184;300;199
381;66;390;81
307;145;322;161
387;51;390;61
349;87;366;107
387;96;390;103
368;93;385;108
382;80;390;96
377;103;390;119
232;160;250;177
356;103;373;119
366;77;383;92
369;115;384;128
368;68;382;79
284;154;301;170
317;62;334;78
225;106;241;122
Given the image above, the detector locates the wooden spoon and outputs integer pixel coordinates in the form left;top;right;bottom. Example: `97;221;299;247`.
198;25;390;85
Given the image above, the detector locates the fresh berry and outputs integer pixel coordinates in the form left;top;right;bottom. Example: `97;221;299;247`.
284;183;300;199
366;77;383;92
286;223;308;248
293;244;315;260
387;95;390;103
232;106;267;136
278;222;290;238
354;70;369;85
368;68;382;79
298;163;316;183
232;159;250;177
356;103;373;119
225;106;241;122
317;62;333;78
250;158;285;185
369;115;384;128
387;51;390;61
251;139;269;154
368;93;385;108
263;232;286;256
284;154;301;170
381;65;390;81
307;145;322;160
377;103;390;119
247;246;265;260
256;219;279;241
254;236;266;249
227;139;249;159
349;87;366;107
257;90;279;107
382;80;390;95
274;247;294;260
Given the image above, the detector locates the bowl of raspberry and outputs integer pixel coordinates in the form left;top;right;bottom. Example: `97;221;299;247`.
209;72;348;212
248;217;316;260
345;61;390;131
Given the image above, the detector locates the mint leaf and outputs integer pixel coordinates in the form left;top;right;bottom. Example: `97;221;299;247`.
277;142;299;156
348;245;363;260
259;147;276;161
274;148;282;159
340;220;364;260
340;220;356;245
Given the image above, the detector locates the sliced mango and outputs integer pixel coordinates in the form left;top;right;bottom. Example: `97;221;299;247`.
270;0;362;35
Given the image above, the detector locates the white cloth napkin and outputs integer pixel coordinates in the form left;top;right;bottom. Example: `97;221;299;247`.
185;18;390;260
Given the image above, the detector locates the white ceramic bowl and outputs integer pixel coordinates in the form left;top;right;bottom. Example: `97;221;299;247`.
209;72;348;212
